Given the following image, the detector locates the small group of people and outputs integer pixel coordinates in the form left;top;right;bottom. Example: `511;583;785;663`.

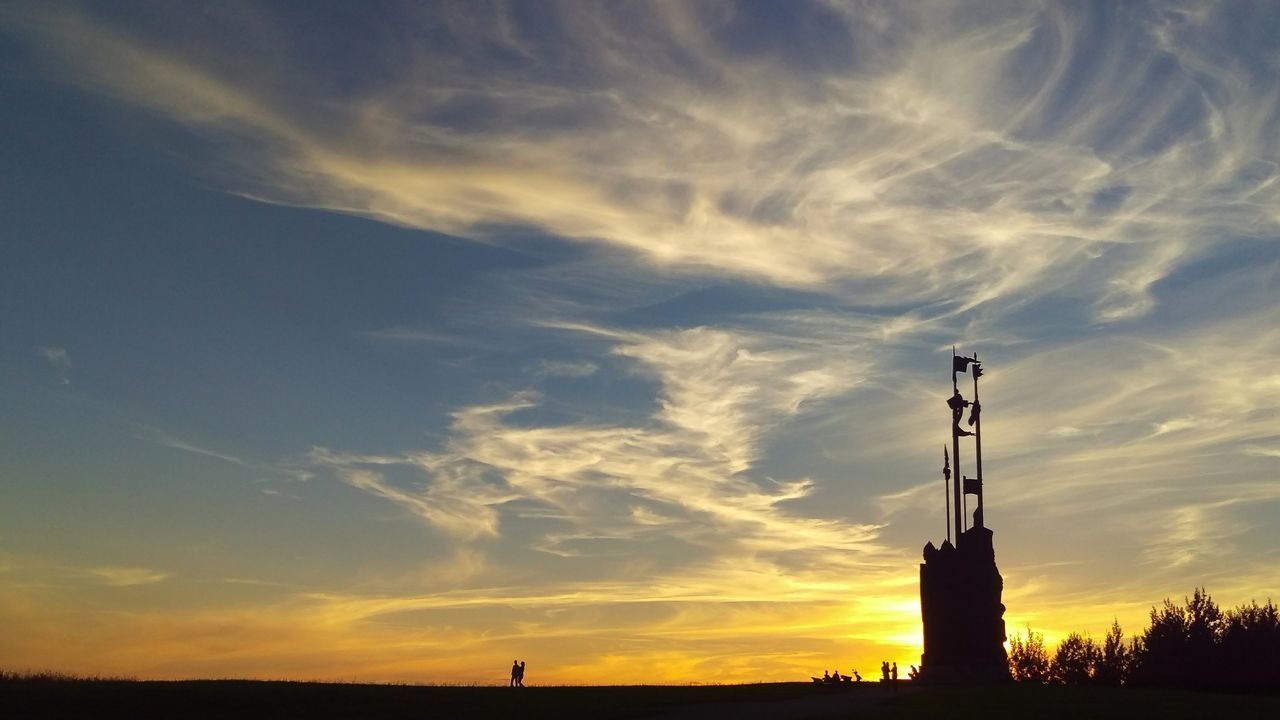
508;660;527;687
878;661;920;686
814;661;919;688
813;668;860;685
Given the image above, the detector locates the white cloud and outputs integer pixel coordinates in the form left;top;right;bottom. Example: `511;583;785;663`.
312;321;885;580
39;345;71;384
536;360;598;378
139;429;314;485
87;566;170;587
11;2;1278;323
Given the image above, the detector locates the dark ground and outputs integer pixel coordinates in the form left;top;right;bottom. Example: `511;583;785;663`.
3;678;1278;719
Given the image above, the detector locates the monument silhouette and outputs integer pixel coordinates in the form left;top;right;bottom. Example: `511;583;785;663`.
918;351;1010;682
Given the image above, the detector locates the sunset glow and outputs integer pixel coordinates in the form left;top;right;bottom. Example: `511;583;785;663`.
2;1;1277;685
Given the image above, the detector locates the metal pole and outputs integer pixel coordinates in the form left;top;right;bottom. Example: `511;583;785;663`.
944;446;951;545
951;350;963;547
972;354;984;529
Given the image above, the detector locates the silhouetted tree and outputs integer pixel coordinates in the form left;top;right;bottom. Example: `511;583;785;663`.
1008;626;1050;683
1050;632;1100;684
1186;587;1223;684
1133;588;1221;688
1023;589;1277;691
1218;599;1280;690
1093;619;1133;686
1132;598;1187;686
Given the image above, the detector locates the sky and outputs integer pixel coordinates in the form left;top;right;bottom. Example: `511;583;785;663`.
1;0;1277;685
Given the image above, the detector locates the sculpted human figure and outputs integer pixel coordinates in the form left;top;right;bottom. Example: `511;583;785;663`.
947;391;973;437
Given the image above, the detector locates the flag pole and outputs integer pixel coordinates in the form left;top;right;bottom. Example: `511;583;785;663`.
951;347;963;547
972;353;984;529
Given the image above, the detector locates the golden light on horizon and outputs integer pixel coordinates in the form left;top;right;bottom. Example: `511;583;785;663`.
2;1;1278;687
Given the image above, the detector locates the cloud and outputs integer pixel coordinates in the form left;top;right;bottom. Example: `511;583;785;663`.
0;561;921;683
535;360;598;378
311;320;885;577
38;345;71;384
138;429;314;485
359;326;500;350
9;2;1278;324
145;433;252;468
311;294;1280;666
87;566;170;587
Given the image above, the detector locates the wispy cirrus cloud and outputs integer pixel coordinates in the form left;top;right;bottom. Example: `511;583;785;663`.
311;321;880;565
138;429;314;488
87;566;170;587
9;2;1277;323
535;359;598;378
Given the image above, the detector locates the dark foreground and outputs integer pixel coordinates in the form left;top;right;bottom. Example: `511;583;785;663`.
4;678;1279;720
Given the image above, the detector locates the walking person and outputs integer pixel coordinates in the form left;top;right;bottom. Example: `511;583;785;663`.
517;660;526;687
510;660;520;687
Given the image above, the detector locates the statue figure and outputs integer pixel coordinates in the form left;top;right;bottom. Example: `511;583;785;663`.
919;352;1008;682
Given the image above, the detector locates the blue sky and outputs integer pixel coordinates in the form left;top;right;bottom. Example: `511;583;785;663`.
1;0;1278;683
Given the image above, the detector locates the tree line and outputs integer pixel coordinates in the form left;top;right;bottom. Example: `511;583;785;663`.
1008;589;1279;691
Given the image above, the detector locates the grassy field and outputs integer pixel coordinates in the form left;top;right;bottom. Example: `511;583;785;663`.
3;676;1278;719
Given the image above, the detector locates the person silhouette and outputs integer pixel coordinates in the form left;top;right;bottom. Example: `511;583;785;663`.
853;670;862;682
881;661;889;681
517;660;526;687
891;662;898;689
510;660;520;687
948;391;973;437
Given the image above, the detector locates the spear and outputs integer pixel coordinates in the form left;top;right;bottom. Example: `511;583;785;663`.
943;445;951;545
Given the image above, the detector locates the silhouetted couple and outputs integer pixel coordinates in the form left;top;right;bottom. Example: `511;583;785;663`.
509;660;526;687
881;661;897;688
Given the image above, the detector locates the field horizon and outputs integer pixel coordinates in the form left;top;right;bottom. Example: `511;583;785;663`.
4;674;1279;720
4;3;1280;713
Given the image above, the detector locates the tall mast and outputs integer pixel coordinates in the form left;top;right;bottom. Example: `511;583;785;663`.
951;348;963;546
972;354;984;528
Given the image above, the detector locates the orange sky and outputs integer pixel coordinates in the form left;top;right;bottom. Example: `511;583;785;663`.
2;1;1277;685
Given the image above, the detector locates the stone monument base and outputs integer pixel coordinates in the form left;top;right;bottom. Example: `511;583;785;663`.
918;526;1010;683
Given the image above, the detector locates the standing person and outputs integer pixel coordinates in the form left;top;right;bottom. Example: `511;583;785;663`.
510;660;520;687
891;662;898;690
881;661;889;681
517;660;526;687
